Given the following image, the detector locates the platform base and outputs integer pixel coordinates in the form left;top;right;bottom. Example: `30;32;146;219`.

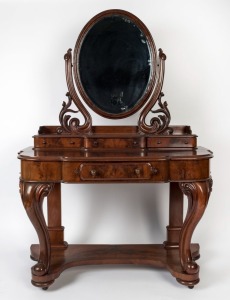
30;243;200;289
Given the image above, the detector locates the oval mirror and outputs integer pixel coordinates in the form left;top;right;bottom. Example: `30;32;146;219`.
74;10;157;119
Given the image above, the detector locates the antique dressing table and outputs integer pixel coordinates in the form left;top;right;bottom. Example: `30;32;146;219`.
18;9;213;289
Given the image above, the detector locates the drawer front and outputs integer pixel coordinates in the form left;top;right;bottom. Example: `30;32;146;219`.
147;136;197;148
84;137;145;149
62;161;168;182
34;137;83;148
80;163;152;181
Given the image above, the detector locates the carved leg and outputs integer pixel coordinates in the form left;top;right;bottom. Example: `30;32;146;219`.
177;179;212;287
20;180;54;287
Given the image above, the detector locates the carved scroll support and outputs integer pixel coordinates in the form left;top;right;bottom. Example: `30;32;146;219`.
178;179;213;278
138;49;173;135
19;180;54;277
57;49;92;134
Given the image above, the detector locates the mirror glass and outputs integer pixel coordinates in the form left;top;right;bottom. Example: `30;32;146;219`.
75;13;154;118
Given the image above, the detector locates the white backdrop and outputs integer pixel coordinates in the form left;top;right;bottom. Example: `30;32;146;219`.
0;0;230;299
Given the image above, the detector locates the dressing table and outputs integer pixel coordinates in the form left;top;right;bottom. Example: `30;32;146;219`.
18;9;213;289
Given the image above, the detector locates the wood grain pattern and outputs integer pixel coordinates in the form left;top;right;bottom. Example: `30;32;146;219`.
18;9;213;290
29;244;200;288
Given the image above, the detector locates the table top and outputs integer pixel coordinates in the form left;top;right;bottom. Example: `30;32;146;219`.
18;146;213;162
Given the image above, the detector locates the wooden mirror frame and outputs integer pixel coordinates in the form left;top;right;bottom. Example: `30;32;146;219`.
73;9;157;119
58;9;171;135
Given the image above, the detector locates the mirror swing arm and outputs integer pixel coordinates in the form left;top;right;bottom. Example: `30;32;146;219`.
57;48;92;134
138;48;172;135
18;9;213;290
58;48;172;135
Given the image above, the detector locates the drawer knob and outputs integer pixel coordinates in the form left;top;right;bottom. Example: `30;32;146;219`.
152;167;159;175
135;168;141;177
90;169;97;177
93;140;98;147
74;168;80;175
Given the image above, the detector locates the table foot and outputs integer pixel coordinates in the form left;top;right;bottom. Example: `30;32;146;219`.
31;279;55;290
176;278;199;288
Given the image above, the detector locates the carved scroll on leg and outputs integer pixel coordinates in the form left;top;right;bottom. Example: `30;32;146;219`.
20;180;54;276
179;179;212;275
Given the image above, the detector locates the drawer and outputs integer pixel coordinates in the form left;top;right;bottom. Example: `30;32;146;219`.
147;136;197;148
62;161;168;182
84;137;145;149
34;137;83;148
80;163;152;181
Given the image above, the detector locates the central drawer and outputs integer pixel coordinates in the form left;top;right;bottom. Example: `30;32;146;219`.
62;161;169;182
79;163;152;181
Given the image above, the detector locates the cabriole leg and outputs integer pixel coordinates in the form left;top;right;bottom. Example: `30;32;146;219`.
20;180;54;288
177;179;212;287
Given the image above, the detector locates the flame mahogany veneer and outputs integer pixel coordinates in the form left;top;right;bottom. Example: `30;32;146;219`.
18;10;213;290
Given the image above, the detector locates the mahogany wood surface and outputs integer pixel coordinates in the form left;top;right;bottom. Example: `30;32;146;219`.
18;9;213;290
30;244;200;289
18;131;213;289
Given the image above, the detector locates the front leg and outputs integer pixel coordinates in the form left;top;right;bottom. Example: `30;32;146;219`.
178;179;212;287
20;180;54;277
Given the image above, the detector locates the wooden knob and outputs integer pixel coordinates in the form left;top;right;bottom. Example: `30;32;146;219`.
152;167;159;175
93;140;98;147
74;168;80;175
135;168;141;177
90;169;97;177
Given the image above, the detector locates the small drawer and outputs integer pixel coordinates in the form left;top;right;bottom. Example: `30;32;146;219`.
34;137;83;148
147;136;197;148
84;137;145;149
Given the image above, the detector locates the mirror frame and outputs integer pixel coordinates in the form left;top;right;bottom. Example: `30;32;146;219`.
73;9;157;119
